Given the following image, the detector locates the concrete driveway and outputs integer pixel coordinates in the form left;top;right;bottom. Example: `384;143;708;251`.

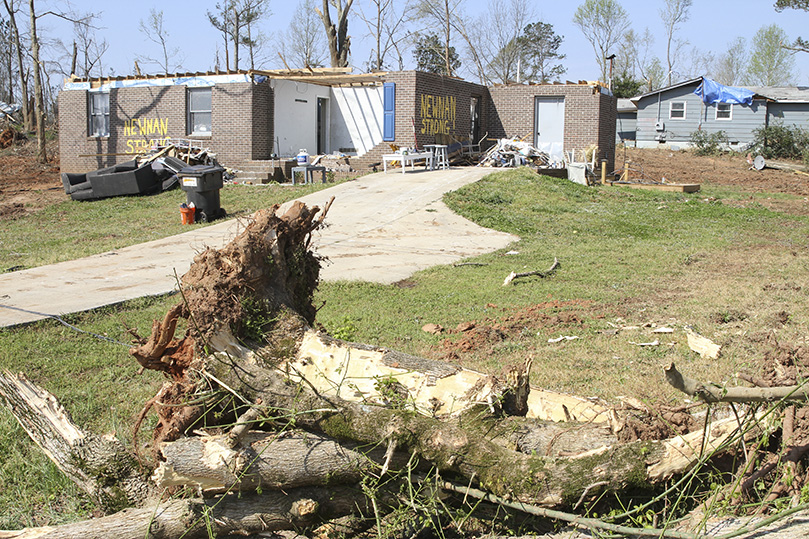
0;167;517;327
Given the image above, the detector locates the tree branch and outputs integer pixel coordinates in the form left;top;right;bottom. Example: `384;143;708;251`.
664;362;809;403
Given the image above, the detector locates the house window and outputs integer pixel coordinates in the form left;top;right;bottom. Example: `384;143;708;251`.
716;103;732;120
669;101;686;120
88;91;109;137
188;87;212;135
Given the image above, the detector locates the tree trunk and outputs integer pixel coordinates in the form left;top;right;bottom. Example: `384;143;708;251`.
28;0;45;162
2;0;28;128
153;430;379;492
206;347;753;507
0;371;152;510
0;486;368;539
317;0;352;68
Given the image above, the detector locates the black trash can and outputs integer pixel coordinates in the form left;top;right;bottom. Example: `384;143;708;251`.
179;165;225;222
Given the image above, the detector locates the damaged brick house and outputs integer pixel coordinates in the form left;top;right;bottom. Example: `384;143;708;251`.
58;69;616;178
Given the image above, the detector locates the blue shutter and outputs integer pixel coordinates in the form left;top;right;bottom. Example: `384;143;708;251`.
383;82;395;142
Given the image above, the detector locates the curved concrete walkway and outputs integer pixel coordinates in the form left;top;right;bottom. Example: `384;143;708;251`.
0;167;517;328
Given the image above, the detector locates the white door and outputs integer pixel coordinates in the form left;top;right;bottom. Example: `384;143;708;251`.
534;97;565;164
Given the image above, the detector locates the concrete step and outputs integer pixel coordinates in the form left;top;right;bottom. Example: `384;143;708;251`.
233;171;274;184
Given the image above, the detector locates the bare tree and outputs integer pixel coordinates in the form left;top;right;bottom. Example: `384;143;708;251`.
28;0;45;161
2;0;29;127
239;0;270;70
712;37;748;86
315;0;353;68
282;0;328;68
572;0;630;83
208;1;268;71
26;0;91;161
0;18;12;103
415;0;466;77
479;0;533;84
356;0;409;71
619;28;664;91
52;15;108;79
137;9;183;74
660;0;691;86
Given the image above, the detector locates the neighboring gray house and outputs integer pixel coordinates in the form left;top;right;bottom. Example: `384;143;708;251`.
631;77;809;149
616;98;637;143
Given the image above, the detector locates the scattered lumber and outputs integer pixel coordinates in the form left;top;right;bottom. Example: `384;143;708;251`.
477;137;550;168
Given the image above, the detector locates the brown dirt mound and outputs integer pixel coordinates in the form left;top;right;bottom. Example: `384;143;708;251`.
437;300;591;359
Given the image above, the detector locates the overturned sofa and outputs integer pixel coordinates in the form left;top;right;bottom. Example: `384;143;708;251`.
61;157;186;201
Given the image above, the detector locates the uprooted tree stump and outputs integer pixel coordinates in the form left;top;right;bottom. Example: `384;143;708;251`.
0;200;792;538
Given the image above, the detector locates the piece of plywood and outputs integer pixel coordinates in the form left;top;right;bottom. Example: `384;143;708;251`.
609;181;701;193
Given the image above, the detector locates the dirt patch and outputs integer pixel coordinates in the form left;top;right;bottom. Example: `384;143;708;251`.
435;300;592;360
0;136;63;220
618;146;809;215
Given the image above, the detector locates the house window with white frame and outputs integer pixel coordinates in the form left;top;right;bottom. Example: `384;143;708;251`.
716;103;732;120
88;91;109;137
669;101;686;120
188;87;212;135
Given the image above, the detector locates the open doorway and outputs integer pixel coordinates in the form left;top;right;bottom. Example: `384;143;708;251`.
317;97;329;155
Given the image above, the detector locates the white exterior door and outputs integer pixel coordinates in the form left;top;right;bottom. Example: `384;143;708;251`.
534;97;565;163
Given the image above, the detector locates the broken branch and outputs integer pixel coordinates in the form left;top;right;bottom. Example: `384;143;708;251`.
664;363;809;403
503;257;559;286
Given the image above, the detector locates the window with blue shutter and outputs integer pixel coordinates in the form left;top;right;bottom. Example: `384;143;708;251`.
383;82;395;141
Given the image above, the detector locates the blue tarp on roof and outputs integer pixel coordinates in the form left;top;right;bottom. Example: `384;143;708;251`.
694;77;754;105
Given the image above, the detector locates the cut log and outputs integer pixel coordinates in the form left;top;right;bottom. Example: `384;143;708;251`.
0;486;367;539
153;430;377;492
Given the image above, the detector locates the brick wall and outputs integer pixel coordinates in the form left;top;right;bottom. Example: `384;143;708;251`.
58;79;274;173
489;84;616;172
380;71;488;149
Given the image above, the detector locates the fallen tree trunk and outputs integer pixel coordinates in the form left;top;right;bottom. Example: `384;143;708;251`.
205;348;756;507
0;486;368;539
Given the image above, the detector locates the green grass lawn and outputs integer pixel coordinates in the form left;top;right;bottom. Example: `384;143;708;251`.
2;167;809;528
0;181;338;271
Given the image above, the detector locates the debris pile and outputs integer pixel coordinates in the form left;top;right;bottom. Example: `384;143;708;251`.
477;137;551;167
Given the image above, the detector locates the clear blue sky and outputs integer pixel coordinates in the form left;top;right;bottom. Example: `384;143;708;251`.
42;0;809;85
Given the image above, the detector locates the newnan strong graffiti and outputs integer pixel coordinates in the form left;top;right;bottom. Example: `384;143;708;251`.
420;94;456;136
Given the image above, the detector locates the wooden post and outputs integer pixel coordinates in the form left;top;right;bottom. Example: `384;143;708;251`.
601;159;607;184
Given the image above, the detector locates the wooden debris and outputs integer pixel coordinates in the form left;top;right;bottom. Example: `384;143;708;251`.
503;257;559;286
685;327;721;359
608;181;701;193
421;323;444;334
478;137;551;168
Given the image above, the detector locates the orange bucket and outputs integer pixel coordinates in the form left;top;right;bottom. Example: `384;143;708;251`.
180;206;195;224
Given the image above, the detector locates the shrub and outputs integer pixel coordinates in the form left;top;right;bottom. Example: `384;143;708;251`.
750;121;809;160
690;130;728;156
